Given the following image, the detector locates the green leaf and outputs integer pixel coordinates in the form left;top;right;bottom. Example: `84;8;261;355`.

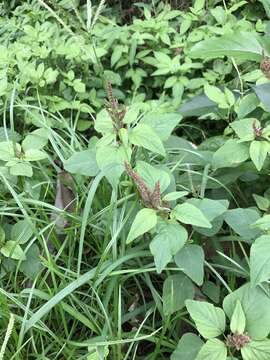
230;118;257;141
250;235;270;287
22;128;49;151
1;240;26;260
64;149;99;177
224;208;261;242
253;194;270;211
10;162;33;177
175;244;204;286
171;333;203;360
236;94;259;119
252;214;270;230
11;220;33;244
0;141;16;161
249;140;269;171
179;94;217;118
94;109;114;135
73;79;86;93
185;300;226;339
204;84;228;108
223;283;270;339
136;161;170;193
241;340;270;360
195;339;227;360
24;149;47;161
212;139;250;169
20;244;42;279
230;300;246;334
163;274;194;315
129;124;166;156
253;83;270;112
173;203;212;228
163;191;189;201
140;112;182;141
190;32;263;61
150;223;188;273
187;198;229;222
127;208;157;244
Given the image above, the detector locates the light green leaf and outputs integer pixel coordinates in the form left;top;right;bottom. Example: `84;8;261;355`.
249;140;269;171
224;208;261;241
171;333;203;360
136;161;170;193
0;141;17;161
22;128;49;151
11;220;33;244
185;300;226;339
20;244;42;279
127;208;157;244
241;340;270;360
230;118;257;141
212;139;250;169
252;214;270;230
163;274;194;315
150;223;188;273
1;240;26;260
250;235;270;287
175;244;204;286
140;112;182;141
24;149;47;161
64;149;99;177
173;203;212;228
223;283;270;340
204;84;228;108
190;32;263;61
195;339;227;360
10;162;33;177
163;191;189;201
129;124;166;156
230;300;246;334
94;109;114;135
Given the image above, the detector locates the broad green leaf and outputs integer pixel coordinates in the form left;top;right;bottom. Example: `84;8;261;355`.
253;194;270;211
0;226;5;244
94;109;114;134
250;235;270;287
253;83;270;112
163;191;189;201
252;214;270;230
204;84;228;108
140;112;182;141
187;198;229;222
230;118;257;141
127;208;157;244
202;281;220;304
195;339;227;360
22;128;49;151
0;141;17;161
24;149;47;161
64;149;99;176
190;32;263;61
236;94;259;119
10;162;33;177
150;223;188;273
173;203;212;228
11;220;33;244
249;140;269;171
241;340;270;360
1;240;26;260
129;124;166;156
136;161;170;193
171;333;203;360
223;283;270;339
230;300;246;334
185;300;226;339
163;274;194;315
175;244;204;285
224;208;261;241
123;107;139;125
212;139;249;169
96;145;126;188
179;94;217;118
20;244;42;279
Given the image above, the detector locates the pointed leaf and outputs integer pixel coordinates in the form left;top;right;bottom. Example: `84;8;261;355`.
127;208;157;244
